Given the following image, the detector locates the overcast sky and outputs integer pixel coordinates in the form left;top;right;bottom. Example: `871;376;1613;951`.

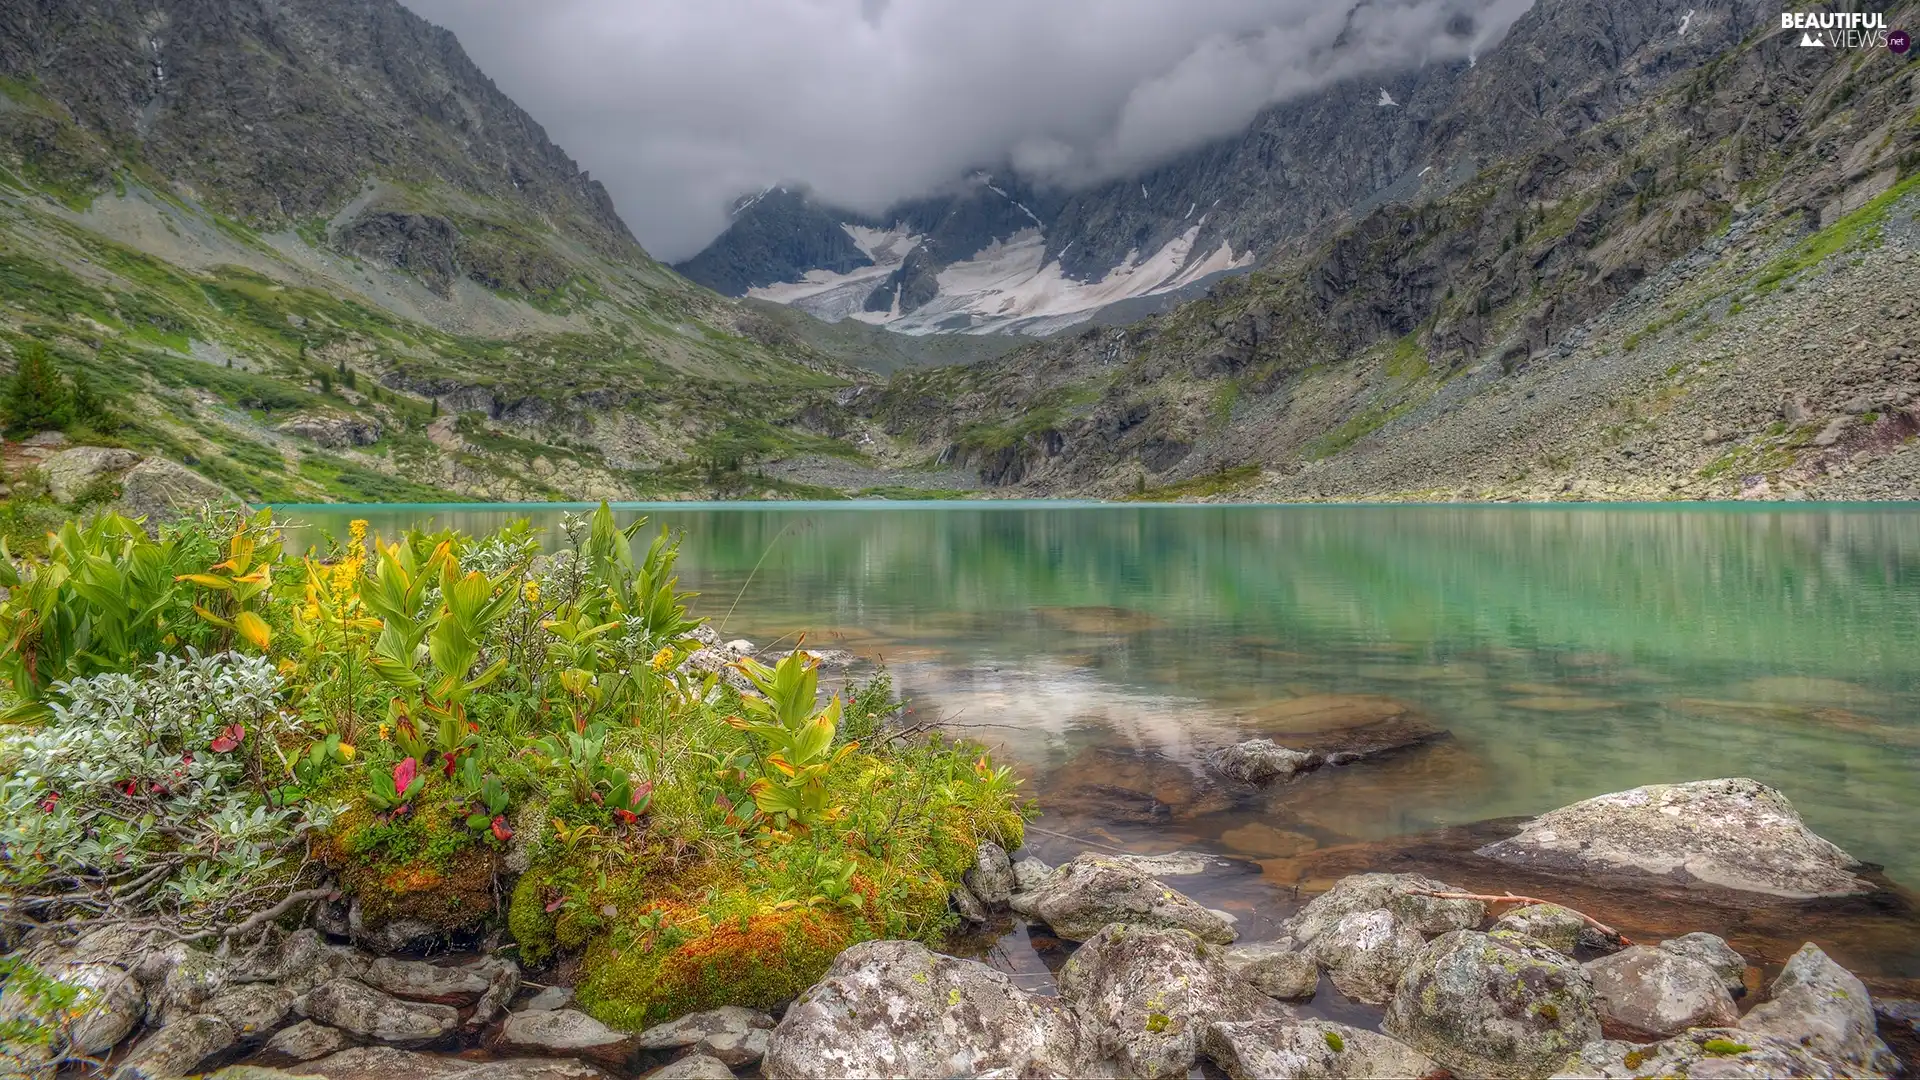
406;0;1534;262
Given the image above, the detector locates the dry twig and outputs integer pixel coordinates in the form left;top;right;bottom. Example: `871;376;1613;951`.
1405;889;1632;945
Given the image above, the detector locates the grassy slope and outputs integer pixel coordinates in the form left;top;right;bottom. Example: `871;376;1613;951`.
0;73;908;505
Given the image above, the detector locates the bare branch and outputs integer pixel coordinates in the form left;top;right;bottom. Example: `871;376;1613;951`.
1404;889;1632;945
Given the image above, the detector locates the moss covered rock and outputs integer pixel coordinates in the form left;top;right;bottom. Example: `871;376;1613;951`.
1382;930;1600;1080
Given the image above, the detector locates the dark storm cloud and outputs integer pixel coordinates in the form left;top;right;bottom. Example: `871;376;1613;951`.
404;0;1534;262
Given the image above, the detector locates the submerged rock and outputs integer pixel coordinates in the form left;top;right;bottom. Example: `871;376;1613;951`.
763;940;1089;1079
1057;925;1281;1078
965;841;1015;904
1493;904;1587;954
1585;946;1738;1040
1010;852;1237;943
1739;942;1896;1075
1657;932;1748;996
1476;778;1871;898
1225;940;1320;1000
1382;930;1600;1080
1203;1018;1442;1080
1216;739;1319;784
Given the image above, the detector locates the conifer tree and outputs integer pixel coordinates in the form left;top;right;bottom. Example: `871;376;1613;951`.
4;343;72;435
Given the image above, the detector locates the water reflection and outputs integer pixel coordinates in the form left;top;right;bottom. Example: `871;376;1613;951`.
282;502;1920;982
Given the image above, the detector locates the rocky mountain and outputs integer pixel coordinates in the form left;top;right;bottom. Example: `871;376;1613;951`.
0;0;927;503
677;0;1762;343
845;0;1920;501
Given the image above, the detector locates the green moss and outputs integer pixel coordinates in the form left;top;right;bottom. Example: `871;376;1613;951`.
1701;1039;1751;1057
508;869;559;965
1124;464;1262;502
1623;1048;1650;1069
1145;1012;1171;1034
1323;1030;1345;1052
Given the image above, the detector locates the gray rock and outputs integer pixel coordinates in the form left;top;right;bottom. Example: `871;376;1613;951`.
762;939;1090;1079
259;1021;356;1064
57;960;146;1057
1551;1028;1844;1079
641;1055;736;1079
43;446;139;503
1287;873;1484;945
1585;946;1738;1040
1493;904;1587;954
1011;856;1052;893
1216;739;1320;783
516;986;574;1012
495;1009;636;1069
68;925;177;986
1203;1018;1441;1079
362;957;501;1006
965;840;1016;904
1739;942;1895;1075
204;983;298;1039
1874;997;1920;1036
469;961;522;1029
117;458;237;522
157;948;231;1026
276;414;382;450
1382;930;1601;1080
1099;850;1217;877
293;1046;613;1080
273;931;370;997
949;881;989;923
636;1006;775;1068
1657;933;1748;996
1476;778;1870;898
1225;940;1320;1000
1009;852;1237;943
296;979;458;1048
116;1014;236;1079
1058;924;1281;1078
1306;909;1428;1005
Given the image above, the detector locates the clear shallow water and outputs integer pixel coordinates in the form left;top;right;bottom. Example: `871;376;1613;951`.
282;502;1920;980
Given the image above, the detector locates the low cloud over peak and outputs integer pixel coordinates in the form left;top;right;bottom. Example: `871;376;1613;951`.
405;0;1533;262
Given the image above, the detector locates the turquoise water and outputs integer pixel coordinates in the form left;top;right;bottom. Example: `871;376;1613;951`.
279;502;1920;894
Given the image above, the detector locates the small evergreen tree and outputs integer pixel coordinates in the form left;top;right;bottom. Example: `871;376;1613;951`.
70;370;118;433
4;344;72;435
430;398;440;418
318;370;332;393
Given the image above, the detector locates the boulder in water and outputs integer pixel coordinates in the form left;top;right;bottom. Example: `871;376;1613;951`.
297;979;459;1048
1286;873;1484;945
1656;932;1748;996
1552;1029;1845;1079
965;841;1015;904
1739;942;1896;1075
1584;946;1738;1040
1306;909;1429;1005
1382;930;1600;1080
1492;903;1586;954
1476;778;1871;898
1225;940;1320;1000
1215;739;1320;783
1009;853;1237;943
1057;924;1281;1078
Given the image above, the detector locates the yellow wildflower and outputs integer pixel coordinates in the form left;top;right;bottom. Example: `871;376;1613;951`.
301;603;321;623
348;519;368;547
522;579;540;604
337;742;357;761
377;723;390;741
650;646;676;671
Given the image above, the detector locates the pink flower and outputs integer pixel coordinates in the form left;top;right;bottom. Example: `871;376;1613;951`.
210;724;246;753
490;816;513;842
393;757;418;796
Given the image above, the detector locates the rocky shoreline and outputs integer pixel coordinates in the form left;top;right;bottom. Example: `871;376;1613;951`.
11;776;1915;1079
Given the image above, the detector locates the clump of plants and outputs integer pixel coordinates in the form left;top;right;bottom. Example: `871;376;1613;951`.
0;502;1027;1032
